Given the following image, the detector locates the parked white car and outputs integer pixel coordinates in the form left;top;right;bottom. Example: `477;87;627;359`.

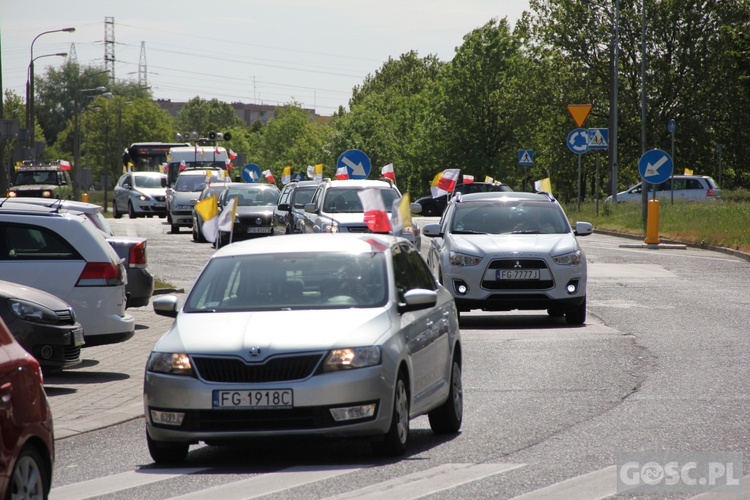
605;175;721;203
0;202;134;346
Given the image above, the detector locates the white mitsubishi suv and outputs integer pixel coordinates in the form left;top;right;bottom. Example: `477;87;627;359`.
423;191;594;324
0;202;135;346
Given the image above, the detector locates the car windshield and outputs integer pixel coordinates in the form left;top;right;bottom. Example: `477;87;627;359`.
175;176;206;192
323;188;400;213
184;251;388;312
14;171;57;185
134;175;165;188
226;188;279;207
450;201;570;235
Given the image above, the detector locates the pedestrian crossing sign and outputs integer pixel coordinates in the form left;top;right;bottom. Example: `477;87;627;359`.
518;150;534;166
587;128;609;150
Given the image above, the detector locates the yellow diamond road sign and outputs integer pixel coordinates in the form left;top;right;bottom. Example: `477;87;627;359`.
567;104;592;127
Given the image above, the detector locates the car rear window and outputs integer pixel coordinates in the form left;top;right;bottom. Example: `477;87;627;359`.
0;223;81;260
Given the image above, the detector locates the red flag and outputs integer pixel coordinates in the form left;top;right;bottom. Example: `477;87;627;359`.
335;166;349;180
215;146;221;155
262;169;275;183
179;160;187;171
381;163;395;182
229;149;238;160
463;175;474;184
59;160;71;170
357;189;391;233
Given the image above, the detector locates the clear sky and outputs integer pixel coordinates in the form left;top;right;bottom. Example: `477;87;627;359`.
2;0;530;116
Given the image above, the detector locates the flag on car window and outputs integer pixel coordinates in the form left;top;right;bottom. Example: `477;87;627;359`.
229;149;238;160
381;163;395;182
684;168;694;175
431;168;460;198
262;169;275;183
282;166;292;185
306;165;314;179
391;193;412;234
335;166;349;180
217;196;238;246
485;176;494;183
357;188;391;233
463;175;474;184
195;196;219;243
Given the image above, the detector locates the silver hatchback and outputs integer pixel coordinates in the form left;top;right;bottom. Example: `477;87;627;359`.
144;233;462;463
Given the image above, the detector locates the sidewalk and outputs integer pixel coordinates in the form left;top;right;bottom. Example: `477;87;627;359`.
43;295;182;440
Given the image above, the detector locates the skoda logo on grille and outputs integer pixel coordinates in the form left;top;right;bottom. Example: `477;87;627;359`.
514;261;522;268
249;347;262;357
255;217;263;225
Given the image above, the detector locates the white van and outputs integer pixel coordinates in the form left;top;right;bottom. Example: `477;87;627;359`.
167;146;229;186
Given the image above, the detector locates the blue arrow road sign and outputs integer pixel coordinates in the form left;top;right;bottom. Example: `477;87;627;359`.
337;149;371;180
567;128;590;154
242;164;262;183
291;173;305;182
587;128;609;150
638;149;673;185
518;150;534;166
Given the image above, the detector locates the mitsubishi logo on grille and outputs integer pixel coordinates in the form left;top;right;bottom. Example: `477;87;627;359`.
249;347;262;357
514;261;522;268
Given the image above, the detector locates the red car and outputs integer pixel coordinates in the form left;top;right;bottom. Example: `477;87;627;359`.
0;316;54;498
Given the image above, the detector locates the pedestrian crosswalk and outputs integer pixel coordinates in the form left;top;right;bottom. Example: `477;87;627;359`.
48;463;750;499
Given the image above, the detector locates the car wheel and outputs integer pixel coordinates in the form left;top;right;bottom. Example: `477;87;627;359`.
8;445;50;499
428;356;463;434
171;222;180;234
192;222;199;242
147;431;189;464
565;297;587;325
372;370;409;457
128;201;137;219
113;200;122;219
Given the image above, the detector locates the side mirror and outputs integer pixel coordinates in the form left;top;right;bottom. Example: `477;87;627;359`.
304;202;316;213
161;178;167;188
422;223;441;237
277;203;290;212
123;183;131;190
153;295;179;318
574;221;594;237
410;202;423;214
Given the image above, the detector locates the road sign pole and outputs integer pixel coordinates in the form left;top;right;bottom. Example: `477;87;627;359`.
577;153;582;209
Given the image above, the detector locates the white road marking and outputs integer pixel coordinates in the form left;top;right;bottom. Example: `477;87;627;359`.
511;465;617;500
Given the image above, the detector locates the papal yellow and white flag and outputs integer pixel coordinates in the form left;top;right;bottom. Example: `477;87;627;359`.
684;168;694;175
534;178;552;193
217;196;238;246
391;193;412;234
194;196;219;243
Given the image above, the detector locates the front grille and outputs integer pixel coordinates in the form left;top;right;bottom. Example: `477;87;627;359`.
154;195;166;202
193;353;325;383
55;308;75;325
64;345;81;363
483;258;553;290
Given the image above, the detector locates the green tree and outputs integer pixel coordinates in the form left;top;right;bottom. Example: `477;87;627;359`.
173;97;243;137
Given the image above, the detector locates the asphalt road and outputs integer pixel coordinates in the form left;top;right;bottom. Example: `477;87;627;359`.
46;216;750;499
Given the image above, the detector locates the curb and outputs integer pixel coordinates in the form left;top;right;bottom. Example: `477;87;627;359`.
594;229;750;263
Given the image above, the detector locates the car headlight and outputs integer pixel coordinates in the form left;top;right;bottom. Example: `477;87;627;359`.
42;190;52;197
323;346;381;372
138;194;150;201
553;249;582;266
7;191;17;197
449;251;482;267
147;352;195;376
7;298;60;324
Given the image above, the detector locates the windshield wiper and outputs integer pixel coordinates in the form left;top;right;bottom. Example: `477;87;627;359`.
451;229;487;234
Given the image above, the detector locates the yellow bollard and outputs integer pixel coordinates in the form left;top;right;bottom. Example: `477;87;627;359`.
644;199;660;245
81;192;89;203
